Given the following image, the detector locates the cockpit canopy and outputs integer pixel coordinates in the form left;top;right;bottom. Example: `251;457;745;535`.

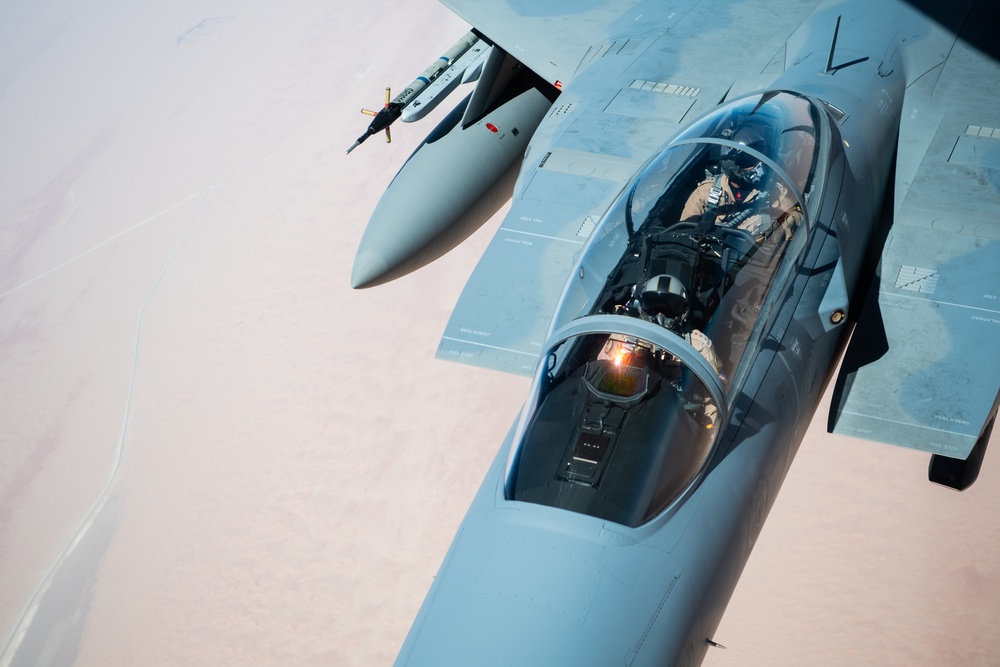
559;91;823;385
507;92;827;527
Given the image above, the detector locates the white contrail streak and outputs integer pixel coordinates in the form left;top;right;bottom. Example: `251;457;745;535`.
0;190;204;301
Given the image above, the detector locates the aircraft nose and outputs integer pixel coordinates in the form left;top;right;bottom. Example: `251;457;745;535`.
396;511;703;666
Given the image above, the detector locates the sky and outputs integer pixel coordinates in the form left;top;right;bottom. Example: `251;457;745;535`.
0;1;997;666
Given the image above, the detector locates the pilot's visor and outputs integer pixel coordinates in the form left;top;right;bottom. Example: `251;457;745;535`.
725;149;760;170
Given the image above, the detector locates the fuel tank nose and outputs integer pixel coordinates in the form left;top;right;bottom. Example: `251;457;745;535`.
350;249;390;289
350;83;552;289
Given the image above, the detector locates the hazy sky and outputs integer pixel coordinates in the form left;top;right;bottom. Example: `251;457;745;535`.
0;1;997;666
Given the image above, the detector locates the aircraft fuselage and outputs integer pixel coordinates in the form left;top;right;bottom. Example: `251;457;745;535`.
395;9;907;666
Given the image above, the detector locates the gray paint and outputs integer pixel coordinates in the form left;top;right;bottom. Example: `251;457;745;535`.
353;1;1000;665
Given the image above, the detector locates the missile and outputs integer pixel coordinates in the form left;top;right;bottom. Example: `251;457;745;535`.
346;31;480;154
351;77;554;288
401;43;491;123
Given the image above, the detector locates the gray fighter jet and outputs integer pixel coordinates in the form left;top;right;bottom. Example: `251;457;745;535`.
349;0;1000;664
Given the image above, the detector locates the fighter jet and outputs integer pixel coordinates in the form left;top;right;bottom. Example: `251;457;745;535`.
349;0;1000;664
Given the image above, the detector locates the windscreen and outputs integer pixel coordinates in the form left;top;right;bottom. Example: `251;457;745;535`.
509;331;720;528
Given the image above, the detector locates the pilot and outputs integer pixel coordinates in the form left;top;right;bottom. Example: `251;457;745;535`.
638;275;724;378
681;126;800;242
635;277;722;429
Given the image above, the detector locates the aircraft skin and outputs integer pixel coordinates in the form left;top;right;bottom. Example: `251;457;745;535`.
350;0;1000;665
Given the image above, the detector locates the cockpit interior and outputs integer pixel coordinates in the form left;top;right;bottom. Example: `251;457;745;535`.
507;92;827;527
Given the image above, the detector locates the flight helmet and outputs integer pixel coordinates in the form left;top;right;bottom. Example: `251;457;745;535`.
639;274;689;332
721;126;766;188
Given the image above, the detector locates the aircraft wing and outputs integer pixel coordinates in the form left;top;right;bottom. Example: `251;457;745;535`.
829;2;1000;460
436;0;822;375
438;0;681;90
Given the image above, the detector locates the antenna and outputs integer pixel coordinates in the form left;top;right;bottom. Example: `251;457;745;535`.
825;16;870;74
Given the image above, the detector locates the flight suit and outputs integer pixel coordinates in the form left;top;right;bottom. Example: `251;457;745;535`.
681;174;800;242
